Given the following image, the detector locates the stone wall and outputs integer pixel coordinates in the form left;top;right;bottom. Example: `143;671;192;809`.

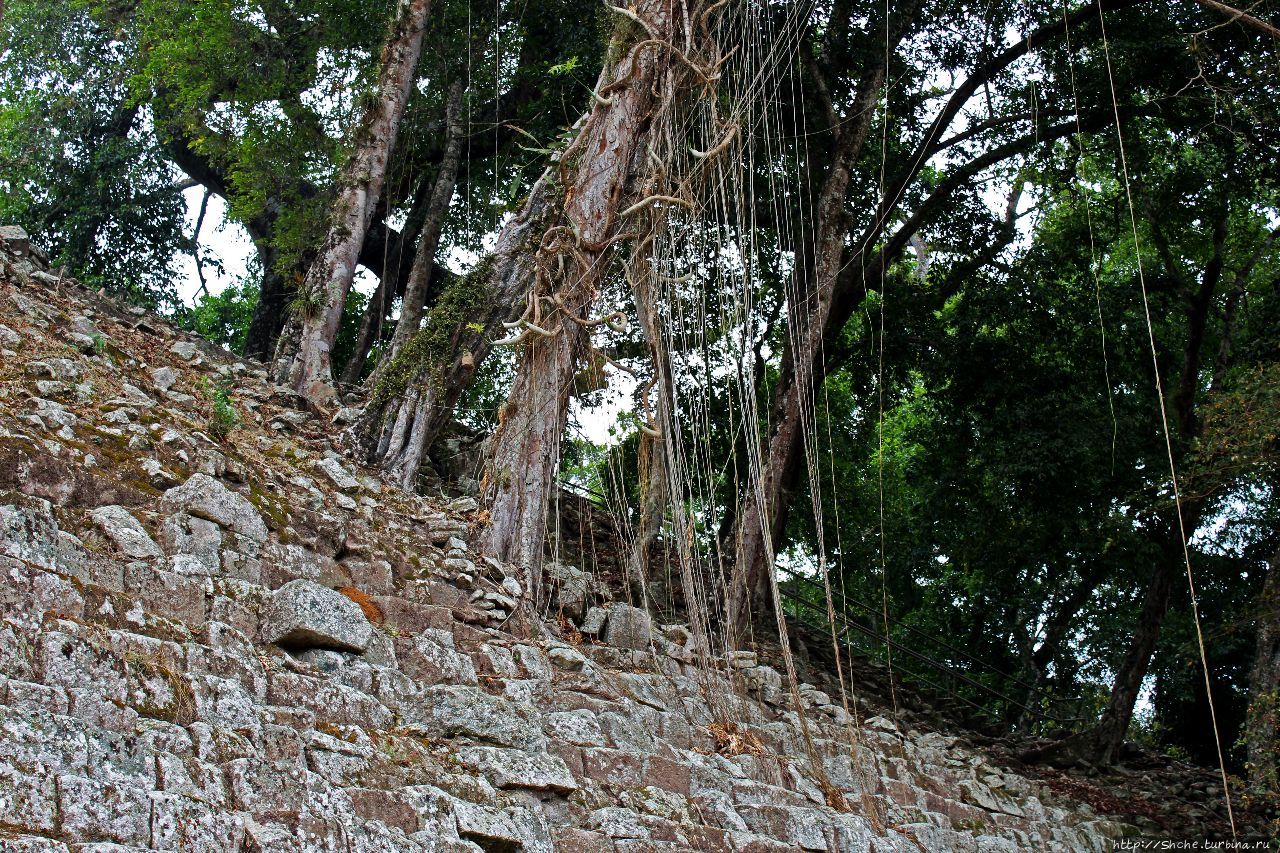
0;228;1135;851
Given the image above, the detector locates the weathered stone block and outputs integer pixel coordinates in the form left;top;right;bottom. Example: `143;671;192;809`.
545;709;606;747
603;603;652;650
90;506;162;560
123;562;207;627
396;629;477;685
224;757;309;816
159;474;267;543
582;748;645;788
267;671;391;731
0;497;60;570
408;685;544;750
260;579;371;652
57;774;151;845
456;746;577;794
0;763;58;835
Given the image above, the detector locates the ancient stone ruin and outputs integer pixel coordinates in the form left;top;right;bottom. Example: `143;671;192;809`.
0;227;1228;849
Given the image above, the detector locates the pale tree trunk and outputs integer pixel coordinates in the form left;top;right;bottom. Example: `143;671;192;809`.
477;0;684;603
375;77;467;378
352;175;556;489
1247;544;1280;795
273;0;431;403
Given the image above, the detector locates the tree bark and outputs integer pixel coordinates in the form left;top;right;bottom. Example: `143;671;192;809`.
352;174;556;489
725;1;914;645
273;0;432;403
376;77;467;375
1247;544;1280;795
243;241;301;362
476;0;682;603
339;269;393;385
1087;549;1179;764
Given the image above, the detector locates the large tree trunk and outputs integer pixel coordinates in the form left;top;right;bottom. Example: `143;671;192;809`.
725;56;890;647
476;0;683;602
1247;544;1280;795
376;78;466;376
352;174;556;489
243;244;297;362
273;0;432;402
1085;553;1178;764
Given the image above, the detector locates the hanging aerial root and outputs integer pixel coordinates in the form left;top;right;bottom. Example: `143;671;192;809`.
589;346;637;376
605;2;658;38
555;297;629;333
691;124;738;159
697;0;730;31
622;194;694;217
600;40;718;96
522;320;557;337
493;330;530;347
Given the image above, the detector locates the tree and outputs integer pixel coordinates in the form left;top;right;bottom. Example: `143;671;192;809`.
0;0;189;311
272;0;432;402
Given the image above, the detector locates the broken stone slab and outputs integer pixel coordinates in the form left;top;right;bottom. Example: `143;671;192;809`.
0;323;21;349
260;579;371;653
160;474;268;543
25;358;82;382
315;457;359;491
603;603;652;651
456;745;578;794
1;224;30;255
447;496;478;513
0;496;61;571
579;606;608;635
90;505;163;560
453;800;525;849
409;685;545;750
544;709;606;747
546;561;591;621
151;366;178;392
170;341;199;361
547;644;587;672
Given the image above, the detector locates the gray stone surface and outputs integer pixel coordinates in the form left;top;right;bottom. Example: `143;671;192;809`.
316;457;360;491
150;367;178;392
89;506;162;560
160;474;268;543
604;603;653;650
260;579;372;652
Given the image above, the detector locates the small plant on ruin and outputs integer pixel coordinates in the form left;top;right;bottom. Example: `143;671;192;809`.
201;377;239;439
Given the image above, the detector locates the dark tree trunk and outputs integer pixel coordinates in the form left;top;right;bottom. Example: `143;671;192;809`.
725;51;893;647
377;77;466;375
339;271;393;384
352;177;555;489
1247;545;1280;795
1087;554;1178;764
244;240;305;362
274;0;432;402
